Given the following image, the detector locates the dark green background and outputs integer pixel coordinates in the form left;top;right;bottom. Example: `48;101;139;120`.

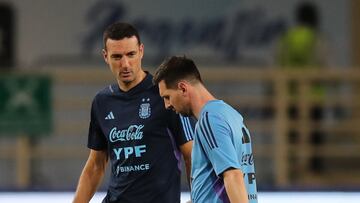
0;74;52;135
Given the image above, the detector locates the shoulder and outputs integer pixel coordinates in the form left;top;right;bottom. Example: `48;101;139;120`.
90;84;118;110
204;101;242;118
94;84;117;100
199;102;244;128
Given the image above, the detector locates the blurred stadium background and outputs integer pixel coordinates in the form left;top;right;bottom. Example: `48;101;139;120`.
1;0;360;202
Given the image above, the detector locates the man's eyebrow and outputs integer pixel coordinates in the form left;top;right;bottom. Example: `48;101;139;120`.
111;53;123;57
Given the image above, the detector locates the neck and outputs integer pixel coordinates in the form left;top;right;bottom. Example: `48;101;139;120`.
118;70;146;92
190;83;216;119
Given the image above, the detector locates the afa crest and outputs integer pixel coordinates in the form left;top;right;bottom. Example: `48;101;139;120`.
139;98;151;119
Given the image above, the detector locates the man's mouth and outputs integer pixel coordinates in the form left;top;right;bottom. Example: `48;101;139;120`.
120;71;131;77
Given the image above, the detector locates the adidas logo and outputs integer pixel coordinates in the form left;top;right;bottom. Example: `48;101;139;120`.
105;111;115;120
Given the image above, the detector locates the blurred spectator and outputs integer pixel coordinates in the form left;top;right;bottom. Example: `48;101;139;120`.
275;1;328;173
276;1;328;67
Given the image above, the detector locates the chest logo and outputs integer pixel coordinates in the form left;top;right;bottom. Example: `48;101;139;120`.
109;125;144;143
139;98;151;119
105;111;115;120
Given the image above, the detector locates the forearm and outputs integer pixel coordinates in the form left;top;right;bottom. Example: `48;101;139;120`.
180;141;193;189
73;168;104;203
184;157;191;187
223;169;248;203
73;150;108;203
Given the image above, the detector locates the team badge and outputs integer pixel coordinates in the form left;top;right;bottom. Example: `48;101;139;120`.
139;98;151;119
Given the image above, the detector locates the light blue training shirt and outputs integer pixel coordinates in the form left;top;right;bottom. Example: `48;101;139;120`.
191;100;258;203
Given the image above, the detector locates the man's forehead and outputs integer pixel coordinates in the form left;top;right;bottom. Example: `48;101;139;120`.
106;36;138;44
106;37;139;51
158;81;169;95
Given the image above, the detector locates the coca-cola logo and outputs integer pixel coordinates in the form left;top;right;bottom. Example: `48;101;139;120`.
241;152;254;166
109;125;144;143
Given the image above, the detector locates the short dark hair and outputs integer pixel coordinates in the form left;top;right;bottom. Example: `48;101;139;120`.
153;56;203;89
103;22;141;50
296;2;318;29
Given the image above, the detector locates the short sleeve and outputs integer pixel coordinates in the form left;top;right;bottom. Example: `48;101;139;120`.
197;112;241;176
168;111;195;147
87;97;107;150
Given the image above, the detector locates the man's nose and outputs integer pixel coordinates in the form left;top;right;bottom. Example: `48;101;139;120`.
120;56;130;67
164;100;172;110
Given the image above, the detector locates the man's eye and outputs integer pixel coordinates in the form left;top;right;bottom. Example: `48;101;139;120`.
128;52;136;57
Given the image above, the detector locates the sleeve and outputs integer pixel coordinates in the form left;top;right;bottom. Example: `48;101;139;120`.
168;111;195;147
87;97;107;150
197;112;241;176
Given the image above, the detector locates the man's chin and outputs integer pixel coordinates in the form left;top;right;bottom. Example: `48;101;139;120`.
119;77;133;84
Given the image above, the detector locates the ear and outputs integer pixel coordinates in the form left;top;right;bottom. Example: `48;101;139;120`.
177;81;188;95
139;43;144;59
102;49;109;64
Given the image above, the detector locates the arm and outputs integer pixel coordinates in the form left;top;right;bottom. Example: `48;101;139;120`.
73;149;108;203
223;169;248;203
170;115;195;186
179;140;193;186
